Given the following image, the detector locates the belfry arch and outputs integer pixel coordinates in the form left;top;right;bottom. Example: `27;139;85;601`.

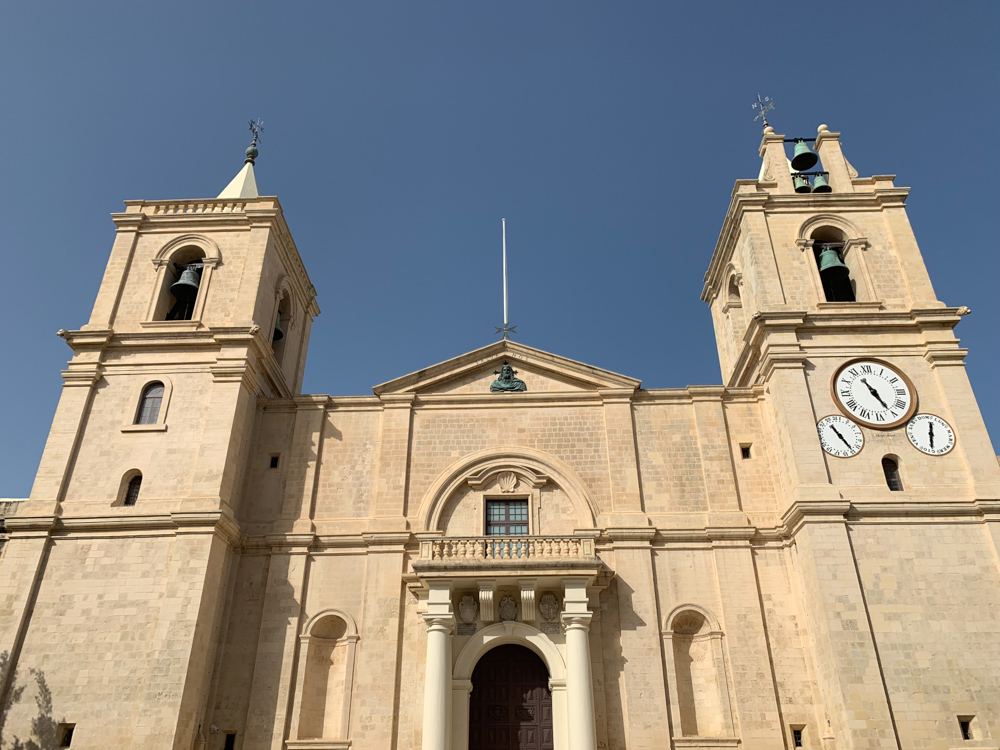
416;446;600;533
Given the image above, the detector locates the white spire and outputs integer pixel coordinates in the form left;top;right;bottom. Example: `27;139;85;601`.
217;161;259;199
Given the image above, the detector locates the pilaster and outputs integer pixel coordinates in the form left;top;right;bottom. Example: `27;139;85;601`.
600;388;644;519
274;395;329;533
370;394;415;525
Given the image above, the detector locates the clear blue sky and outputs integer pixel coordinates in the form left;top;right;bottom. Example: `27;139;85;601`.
1;2;997;496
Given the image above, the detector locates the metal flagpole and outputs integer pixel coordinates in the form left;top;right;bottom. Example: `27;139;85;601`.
495;218;517;340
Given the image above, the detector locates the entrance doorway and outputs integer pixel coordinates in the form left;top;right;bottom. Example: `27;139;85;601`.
469;644;554;750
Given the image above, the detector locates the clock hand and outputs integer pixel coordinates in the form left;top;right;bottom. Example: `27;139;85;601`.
830;425;853;449
928;421;935;449
860;377;889;409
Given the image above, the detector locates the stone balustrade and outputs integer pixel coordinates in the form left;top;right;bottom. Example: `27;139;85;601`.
419;535;594;562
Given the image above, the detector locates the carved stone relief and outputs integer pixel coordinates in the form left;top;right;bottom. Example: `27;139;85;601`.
498;595;518;622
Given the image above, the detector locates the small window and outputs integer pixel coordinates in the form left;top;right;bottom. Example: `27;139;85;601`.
740;444;752;460
124;475;142;506
792;728;803;748
485;500;528;536
224;732;237;750
57;723;75;747
269;454;280;469
959;717;975;741
135;382;164;425
882;457;903;491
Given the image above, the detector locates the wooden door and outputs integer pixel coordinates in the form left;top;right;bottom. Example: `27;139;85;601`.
469;644;553;750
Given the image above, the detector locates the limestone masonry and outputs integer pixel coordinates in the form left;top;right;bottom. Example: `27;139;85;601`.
1;124;998;750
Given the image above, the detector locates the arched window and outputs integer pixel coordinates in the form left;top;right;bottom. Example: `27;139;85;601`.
123;474;142;506
135;382;164;425
811;227;856;302
153;247;206;321
271;290;292;366
882;456;903;491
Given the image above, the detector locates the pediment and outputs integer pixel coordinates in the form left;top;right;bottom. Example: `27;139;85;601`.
372;341;640;396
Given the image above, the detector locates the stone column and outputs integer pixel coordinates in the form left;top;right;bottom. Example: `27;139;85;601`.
562;578;597;750
422;580;455;750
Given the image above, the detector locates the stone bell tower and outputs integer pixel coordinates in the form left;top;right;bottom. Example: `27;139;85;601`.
701;124;1000;750
0;138;319;749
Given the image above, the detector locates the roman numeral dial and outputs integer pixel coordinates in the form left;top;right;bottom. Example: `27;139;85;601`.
831;359;916;429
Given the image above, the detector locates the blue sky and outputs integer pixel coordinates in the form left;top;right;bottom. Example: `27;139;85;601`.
1;2;997;496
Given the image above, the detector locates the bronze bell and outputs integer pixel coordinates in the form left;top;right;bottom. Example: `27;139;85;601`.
817;245;850;281
793;174;812;193
790;139;819;171
272;311;284;342
812;173;832;193
170;265;201;301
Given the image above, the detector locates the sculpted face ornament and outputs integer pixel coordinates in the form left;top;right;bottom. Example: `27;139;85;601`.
498;595;518;622
490;361;527;393
458;594;479;625
538;593;560;622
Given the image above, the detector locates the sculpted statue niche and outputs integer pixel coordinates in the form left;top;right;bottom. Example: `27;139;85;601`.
490;361;527;393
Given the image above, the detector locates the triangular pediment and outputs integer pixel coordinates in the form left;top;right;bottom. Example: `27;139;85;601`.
372;341;641;396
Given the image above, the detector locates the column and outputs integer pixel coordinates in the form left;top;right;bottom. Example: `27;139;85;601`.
422;580;454;750
562;578;597;750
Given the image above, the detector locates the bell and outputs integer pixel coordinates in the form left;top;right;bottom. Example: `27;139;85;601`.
817;246;850;280
170;266;201;301
272;311;284;342
790;139;819;171
793;174;812;193
812;173;832;193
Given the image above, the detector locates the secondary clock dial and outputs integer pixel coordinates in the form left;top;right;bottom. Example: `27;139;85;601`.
832;359;916;429
817;415;864;457
906;413;955;455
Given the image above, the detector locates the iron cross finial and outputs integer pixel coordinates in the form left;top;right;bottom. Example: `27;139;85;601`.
751;94;774;130
248;118;264;147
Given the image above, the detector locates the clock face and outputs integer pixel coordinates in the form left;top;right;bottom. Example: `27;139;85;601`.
832;359;916;429
817;415;864;457
906;414;955;455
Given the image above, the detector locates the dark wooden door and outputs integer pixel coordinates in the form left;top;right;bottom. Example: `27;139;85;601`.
469;644;553;750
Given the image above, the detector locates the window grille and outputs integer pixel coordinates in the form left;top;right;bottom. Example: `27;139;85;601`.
135;383;164;425
486;500;528;536
882;457;903;491
124;475;142;506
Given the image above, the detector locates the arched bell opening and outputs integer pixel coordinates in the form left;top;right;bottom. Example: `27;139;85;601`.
271;289;292;366
469;644;554;750
810;227;856;302
153;246;207;321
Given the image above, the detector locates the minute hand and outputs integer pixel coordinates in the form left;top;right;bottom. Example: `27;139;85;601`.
860;378;889;409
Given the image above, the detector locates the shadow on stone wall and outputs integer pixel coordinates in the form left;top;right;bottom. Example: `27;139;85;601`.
0;651;64;750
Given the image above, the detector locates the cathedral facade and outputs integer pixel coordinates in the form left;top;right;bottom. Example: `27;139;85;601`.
1;125;999;750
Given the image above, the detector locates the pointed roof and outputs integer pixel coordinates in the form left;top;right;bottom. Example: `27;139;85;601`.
217;161;259;199
372;340;640;396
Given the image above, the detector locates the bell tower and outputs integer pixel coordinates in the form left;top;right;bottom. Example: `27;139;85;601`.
701;123;1000;750
0;138;320;749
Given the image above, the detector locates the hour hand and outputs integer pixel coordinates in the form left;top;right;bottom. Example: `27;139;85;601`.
860;378;889;409
928;421;935;449
830;425;852;449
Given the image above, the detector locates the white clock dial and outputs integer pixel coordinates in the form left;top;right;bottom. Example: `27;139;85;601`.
832;359;916;429
817;415;864;457
906;414;955;455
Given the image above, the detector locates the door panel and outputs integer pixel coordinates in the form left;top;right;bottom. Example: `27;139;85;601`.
469;644;553;750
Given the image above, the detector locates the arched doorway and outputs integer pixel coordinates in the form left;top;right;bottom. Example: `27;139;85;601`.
470;644;554;750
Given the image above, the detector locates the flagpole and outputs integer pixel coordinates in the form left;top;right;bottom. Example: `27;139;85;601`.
502;218;508;335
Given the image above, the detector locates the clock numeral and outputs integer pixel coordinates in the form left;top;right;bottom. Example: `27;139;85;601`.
847;368;859;377
840;390;852;398
895;388;905;396
888;376;899;384
860;365;873;374
859;408;871;419
894;399;906;409
846;399;858;410
874;413;885;422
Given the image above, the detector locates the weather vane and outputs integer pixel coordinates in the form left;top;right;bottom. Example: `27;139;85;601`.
249;118;264;146
751;94;774;130
494;218;517;340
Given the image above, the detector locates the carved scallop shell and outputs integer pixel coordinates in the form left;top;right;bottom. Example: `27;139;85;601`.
497;471;518;493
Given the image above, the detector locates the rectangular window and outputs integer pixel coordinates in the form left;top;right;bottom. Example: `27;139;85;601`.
959;717;974;741
485;500;528;536
269;454;280;469
740;444;752;459
792;728;803;748
57;724;75;747
224;732;237;750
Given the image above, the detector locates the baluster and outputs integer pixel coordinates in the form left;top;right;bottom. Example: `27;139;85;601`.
502;539;511;560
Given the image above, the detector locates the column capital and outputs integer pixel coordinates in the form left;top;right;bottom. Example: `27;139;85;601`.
561;612;593;631
422;612;456;634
